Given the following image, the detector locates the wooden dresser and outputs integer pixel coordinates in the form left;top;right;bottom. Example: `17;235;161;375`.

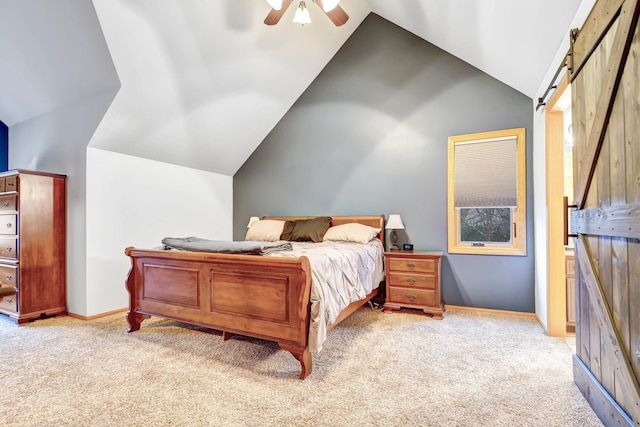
383;251;444;319
0;170;67;324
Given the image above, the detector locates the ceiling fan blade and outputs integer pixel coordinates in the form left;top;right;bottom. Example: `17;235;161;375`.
315;0;349;26
264;0;292;25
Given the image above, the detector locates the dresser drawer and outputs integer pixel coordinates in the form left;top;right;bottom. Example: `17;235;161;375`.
0;195;16;212
0;265;18;287
388;287;436;307
0;238;18;259
0;293;17;313
0;215;16;235
388;257;436;273
5;176;17;193
388;272;435;289
0;266;17;313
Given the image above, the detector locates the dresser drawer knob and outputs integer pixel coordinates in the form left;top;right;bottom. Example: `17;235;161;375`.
5;247;11;252
5;223;11;228
406;263;415;269
5;274;12;280
406;278;416;284
406;294;416;301
5;297;12;303
2;201;9;207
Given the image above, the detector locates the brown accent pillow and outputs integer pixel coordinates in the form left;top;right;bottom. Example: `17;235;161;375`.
280;221;296;241
280;217;331;243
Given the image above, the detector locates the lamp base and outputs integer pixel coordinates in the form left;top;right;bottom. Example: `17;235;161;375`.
389;230;399;251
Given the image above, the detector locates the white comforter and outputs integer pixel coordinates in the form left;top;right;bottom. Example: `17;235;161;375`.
266;238;385;352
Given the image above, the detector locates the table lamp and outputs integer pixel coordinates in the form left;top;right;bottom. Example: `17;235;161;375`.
385;214;405;250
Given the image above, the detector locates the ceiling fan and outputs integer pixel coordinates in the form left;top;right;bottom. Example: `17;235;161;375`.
264;0;349;26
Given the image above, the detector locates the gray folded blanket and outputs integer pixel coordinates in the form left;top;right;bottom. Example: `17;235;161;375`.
161;237;293;255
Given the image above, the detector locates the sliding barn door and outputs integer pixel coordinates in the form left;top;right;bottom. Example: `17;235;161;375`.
569;0;640;425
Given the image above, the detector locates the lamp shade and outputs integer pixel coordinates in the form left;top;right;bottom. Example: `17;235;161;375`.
266;0;283;10
247;216;260;228
293;1;311;24
385;214;405;230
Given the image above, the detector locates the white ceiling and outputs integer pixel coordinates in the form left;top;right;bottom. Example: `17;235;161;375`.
0;0;584;175
0;0;118;126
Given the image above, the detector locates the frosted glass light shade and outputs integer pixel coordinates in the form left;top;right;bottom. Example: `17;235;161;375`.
322;0;340;12
266;0;283;10
385;214;405;230
247;216;260;228
293;1;311;24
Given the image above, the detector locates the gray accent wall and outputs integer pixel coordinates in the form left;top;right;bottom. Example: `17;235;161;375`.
234;14;535;312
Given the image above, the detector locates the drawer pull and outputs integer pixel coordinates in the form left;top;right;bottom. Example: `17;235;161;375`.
5;247;12;252
406;278;416;284
406;263;415;269
5;274;12;280
2;201;9;207
6;298;12;303
6;223;11;228
406;294;416;301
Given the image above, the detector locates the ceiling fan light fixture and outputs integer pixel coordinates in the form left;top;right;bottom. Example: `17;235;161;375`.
322;0;340;12
293;1;311;25
266;0;283;10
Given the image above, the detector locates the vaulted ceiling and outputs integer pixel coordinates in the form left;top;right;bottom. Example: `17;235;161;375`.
0;0;583;175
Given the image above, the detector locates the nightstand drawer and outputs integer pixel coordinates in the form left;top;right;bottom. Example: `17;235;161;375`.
388;287;436;307
388;257;436;273
388;272;435;289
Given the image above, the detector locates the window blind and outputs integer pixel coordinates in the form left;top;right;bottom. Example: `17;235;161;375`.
454;136;518;207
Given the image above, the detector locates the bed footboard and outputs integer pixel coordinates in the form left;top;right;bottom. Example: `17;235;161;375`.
125;247;313;378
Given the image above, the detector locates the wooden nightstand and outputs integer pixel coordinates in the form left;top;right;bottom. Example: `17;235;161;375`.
383;251;444;319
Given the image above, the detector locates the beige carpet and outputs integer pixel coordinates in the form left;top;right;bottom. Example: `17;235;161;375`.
0;307;602;426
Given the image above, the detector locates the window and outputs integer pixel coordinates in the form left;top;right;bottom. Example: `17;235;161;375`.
447;128;526;256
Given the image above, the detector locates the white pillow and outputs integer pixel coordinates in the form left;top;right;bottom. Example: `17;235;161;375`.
323;223;381;244
245;220;286;242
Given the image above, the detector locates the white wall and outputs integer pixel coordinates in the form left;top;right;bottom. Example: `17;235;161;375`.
533;0;596;330
10;104;234;318
86;148;233;315
9;89;119;316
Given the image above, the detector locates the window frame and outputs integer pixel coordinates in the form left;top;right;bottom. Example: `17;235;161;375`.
447;127;527;256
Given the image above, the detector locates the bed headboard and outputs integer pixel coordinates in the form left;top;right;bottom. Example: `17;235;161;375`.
263;215;386;247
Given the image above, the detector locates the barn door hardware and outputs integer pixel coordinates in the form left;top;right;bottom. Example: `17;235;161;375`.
564;196;578;246
535;53;569;111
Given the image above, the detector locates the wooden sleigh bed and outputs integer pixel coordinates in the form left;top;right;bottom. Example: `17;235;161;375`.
124;215;385;379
